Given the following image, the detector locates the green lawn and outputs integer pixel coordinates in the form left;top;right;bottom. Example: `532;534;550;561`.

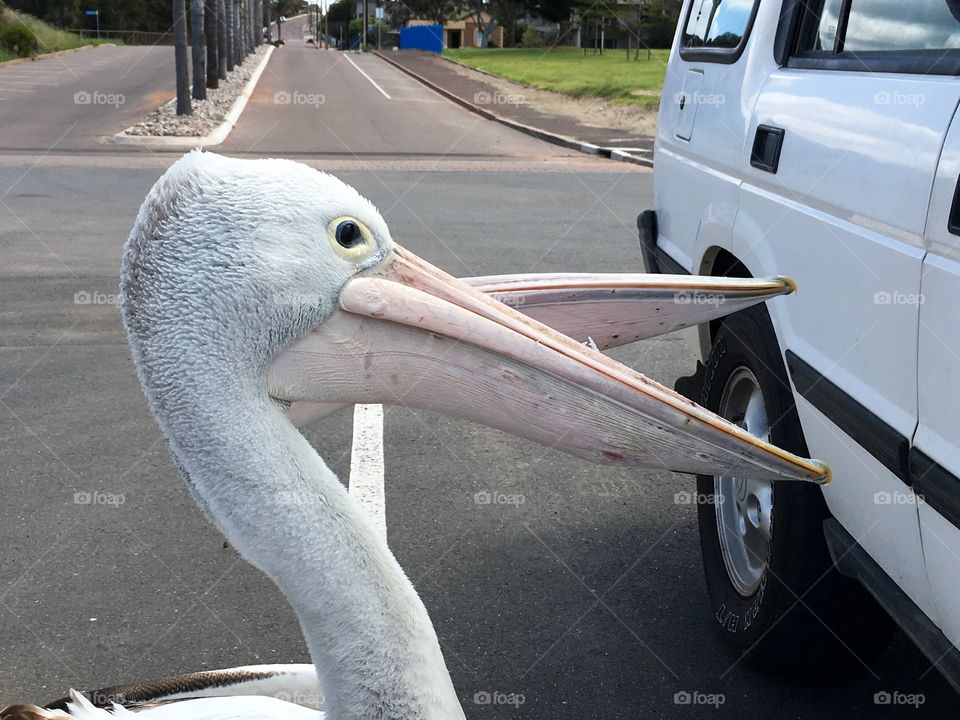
0;8;113;63
444;47;670;107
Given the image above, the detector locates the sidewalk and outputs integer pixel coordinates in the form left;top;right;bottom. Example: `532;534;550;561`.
374;50;654;165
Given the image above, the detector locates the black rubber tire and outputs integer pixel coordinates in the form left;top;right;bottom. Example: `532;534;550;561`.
694;306;895;673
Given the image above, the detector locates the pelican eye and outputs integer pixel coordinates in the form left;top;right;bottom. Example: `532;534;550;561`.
327;216;374;260
335;220;361;248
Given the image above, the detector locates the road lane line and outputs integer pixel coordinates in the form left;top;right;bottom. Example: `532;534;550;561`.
349;403;387;539
343;53;391;100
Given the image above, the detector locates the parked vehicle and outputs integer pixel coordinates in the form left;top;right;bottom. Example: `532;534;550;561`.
642;0;960;689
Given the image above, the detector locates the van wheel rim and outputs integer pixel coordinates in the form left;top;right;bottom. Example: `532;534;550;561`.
715;367;773;597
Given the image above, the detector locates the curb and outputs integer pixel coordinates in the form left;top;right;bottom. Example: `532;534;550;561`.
108;44;275;149
373;50;652;168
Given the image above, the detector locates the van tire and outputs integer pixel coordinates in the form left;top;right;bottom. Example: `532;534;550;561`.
695;307;894;673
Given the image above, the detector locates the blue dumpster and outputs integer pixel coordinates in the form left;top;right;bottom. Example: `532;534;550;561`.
400;24;443;53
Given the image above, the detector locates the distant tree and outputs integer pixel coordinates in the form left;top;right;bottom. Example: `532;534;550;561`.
325;0;350;41
463;0;495;46
491;0;523;47
526;0;574;24
406;0;457;27
6;0;81;28
326;0;351;23
383;0;410;28
97;0;170;33
274;0;300;15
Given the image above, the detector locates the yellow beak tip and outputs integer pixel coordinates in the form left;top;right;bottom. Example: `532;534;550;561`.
776;275;799;295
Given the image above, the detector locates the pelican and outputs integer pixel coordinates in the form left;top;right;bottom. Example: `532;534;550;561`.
1;151;828;719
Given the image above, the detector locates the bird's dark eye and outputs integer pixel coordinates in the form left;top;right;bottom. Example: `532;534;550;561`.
335;220;362;248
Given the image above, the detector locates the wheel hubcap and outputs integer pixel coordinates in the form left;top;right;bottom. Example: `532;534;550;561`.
714;367;773;597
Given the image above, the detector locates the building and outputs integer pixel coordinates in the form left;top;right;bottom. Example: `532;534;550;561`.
407;12;504;49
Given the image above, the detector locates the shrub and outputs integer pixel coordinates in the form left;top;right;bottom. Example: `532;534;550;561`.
0;21;38;57
521;25;544;47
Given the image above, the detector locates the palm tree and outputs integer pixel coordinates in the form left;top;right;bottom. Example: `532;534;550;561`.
173;0;191;115
205;0;219;88
190;0;207;100
218;0;228;77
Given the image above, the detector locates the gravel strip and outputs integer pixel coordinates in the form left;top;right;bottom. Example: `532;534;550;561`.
122;45;270;137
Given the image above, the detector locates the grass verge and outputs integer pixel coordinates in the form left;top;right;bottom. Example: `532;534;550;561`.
0;8;114;63
444;46;669;107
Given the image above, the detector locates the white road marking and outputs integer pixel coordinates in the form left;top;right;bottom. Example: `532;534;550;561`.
349;403;387;539
343;53;391;100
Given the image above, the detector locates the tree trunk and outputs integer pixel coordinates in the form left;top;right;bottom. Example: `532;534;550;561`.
233;0;241;63
251;0;256;50
205;0;219;88
172;0;192;115
190;0;206;100
234;0;247;65
218;0;228;77
245;0;252;55
225;0;235;69
264;0;272;42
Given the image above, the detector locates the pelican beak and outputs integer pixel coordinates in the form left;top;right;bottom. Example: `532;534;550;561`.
269;246;830;484
463;273;797;349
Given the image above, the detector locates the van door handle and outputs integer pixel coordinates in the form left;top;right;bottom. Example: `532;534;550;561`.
751;125;785;174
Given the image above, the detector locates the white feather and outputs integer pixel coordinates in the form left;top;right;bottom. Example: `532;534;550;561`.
61;690;324;719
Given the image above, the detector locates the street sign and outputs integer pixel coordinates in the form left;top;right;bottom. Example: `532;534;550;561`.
84;9;100;39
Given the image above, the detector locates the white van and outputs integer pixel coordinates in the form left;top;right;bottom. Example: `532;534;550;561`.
642;0;960;688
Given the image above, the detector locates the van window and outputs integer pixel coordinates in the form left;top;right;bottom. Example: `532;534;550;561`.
844;1;960;52
790;0;960;73
683;0;758;50
797;0;960;54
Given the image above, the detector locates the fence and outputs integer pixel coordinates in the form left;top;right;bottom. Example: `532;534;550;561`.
71;29;175;45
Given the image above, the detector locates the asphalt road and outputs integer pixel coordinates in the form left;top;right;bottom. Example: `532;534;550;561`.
0;38;957;720
0;45;174;153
